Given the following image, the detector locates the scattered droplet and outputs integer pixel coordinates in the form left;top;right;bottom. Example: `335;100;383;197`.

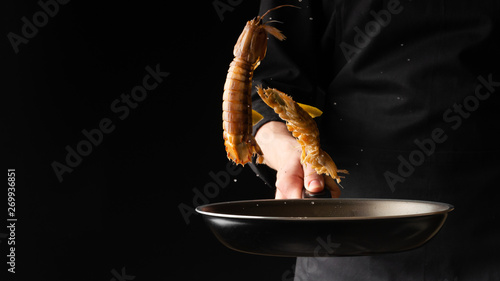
407;58;411;62
309;17;314;20
356;162;359;166
397;96;401;100
311;201;315;205
333;102;337;106
256;204;259;207
380;71;384;74
233;179;237;182
400;43;404;47
298;0;302;2
360;149;364;152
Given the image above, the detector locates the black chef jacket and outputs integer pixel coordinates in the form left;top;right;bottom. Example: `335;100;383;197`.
251;0;500;280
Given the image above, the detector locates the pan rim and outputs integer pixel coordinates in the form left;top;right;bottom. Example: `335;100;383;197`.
195;198;454;221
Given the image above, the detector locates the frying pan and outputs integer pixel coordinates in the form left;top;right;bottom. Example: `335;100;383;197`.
196;196;453;257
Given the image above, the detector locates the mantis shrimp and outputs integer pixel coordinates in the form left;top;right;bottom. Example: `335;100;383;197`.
257;87;348;184
222;5;295;165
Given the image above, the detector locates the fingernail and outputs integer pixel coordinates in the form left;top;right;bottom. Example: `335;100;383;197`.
308;180;322;191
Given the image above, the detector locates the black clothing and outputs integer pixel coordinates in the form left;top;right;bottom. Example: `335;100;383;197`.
252;0;500;280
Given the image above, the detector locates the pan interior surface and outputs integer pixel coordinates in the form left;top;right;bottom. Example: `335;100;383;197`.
196;198;454;220
196;198;454;257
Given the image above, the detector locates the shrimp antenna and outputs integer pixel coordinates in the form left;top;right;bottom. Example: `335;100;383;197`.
336;181;345;189
263;20;284;25
259;5;301;20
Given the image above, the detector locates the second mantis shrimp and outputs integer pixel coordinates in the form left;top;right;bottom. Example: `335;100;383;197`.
257;87;348;184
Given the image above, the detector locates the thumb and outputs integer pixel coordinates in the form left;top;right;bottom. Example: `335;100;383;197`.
303;164;324;193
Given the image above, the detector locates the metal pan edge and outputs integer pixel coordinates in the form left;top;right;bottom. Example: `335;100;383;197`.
195;198;454;221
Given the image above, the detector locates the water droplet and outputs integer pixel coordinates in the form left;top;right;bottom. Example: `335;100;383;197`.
400;43;404;47
333;102;337;106
298;0;302;2
233;179;238;182
360;149;364;152
356;162;359;166
397;96;401;100
284;201;287;204
309;17;313;20
269;17;272;20
311;201;315;205
380;71;384;74
256;204;259;207
407;58;411;62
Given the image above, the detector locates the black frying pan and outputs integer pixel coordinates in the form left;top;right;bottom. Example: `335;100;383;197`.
196;198;453;257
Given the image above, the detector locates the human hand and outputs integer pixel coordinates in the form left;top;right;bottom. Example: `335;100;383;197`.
255;121;341;199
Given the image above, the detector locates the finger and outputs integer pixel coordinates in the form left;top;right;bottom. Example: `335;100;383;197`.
275;187;286;199
275;164;304;199
303;165;324;193
324;176;342;198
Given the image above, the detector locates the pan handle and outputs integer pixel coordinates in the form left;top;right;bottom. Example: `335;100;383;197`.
302;188;332;198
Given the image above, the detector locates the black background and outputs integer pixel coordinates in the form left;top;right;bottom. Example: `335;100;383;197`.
3;0;296;280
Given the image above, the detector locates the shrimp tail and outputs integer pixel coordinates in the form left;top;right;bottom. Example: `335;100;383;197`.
224;134;263;165
315;149;349;184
